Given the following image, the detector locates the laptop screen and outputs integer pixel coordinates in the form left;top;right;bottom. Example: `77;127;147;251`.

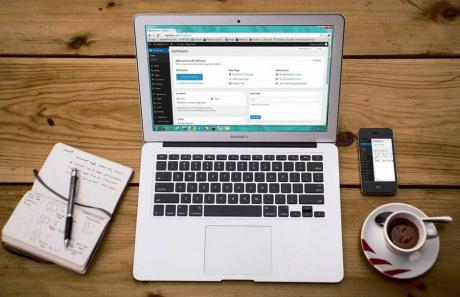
145;25;334;132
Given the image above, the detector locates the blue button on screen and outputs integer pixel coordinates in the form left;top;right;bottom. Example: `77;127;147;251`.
176;74;203;80
250;115;261;120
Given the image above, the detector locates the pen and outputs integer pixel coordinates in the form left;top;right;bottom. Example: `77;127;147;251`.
64;168;78;248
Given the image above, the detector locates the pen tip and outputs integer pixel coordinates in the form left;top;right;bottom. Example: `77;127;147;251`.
64;239;69;248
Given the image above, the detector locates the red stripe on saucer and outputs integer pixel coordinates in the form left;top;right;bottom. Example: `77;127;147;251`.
361;239;375;253
383;269;411;276
369;258;391;265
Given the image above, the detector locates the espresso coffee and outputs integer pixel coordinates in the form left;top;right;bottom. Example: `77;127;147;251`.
388;218;419;249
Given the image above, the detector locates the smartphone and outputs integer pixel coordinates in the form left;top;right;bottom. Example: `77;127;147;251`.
358;128;398;195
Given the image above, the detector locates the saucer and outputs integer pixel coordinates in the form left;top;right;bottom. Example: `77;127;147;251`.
360;203;440;279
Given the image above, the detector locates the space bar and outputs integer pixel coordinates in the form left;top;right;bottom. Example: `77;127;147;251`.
204;205;262;217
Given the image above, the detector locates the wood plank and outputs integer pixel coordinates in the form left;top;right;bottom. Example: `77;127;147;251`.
1;58;459;185
0;185;458;296
0;0;459;56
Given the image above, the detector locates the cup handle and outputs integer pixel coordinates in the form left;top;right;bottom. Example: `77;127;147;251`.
426;227;438;239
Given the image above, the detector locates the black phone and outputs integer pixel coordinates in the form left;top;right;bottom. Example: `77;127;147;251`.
358;128;398;195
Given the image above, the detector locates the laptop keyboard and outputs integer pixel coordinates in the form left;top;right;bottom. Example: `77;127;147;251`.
152;154;325;218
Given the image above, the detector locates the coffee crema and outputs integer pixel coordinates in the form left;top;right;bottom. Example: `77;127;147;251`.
388;218;419;249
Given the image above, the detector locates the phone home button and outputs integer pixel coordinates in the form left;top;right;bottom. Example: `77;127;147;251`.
376;183;384;190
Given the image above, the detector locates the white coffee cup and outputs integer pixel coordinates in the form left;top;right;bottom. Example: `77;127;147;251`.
383;211;437;255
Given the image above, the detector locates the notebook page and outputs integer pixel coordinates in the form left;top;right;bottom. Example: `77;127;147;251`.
2;191;109;267
32;143;132;214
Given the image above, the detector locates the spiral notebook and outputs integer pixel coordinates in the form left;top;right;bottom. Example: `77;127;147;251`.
2;143;133;273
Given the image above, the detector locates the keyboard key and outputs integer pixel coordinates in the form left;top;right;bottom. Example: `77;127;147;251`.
257;183;268;193
246;183;256;193
266;173;276;182
222;183;232;192
228;194;238;204
252;194;262;204
234;183;245;193
217;154;227;160
191;161;201;171
156;161;167;170
214;161;225;171
255;172;265;182
155;172;172;181
263;194;274;204
226;162;236;171
300;155;311;161
153;205;164;216
175;183;186;192
180;194;191;204
177;205;188;216
204;205;262;217
275;194;286;204
237;162;247;171
210;183;221;193
165;205;176;216
264;155;275;160
249;162;259;171
205;194;215;204
199;183;209;192
180;154;191;160
192;154;203;160
278;173;288;182
229;155;239;160
240;155;250;160
301;173;312;182
157;154;167;160
260;162;270;171
179;161;190;171
288;155;299;161
313;173;324;182
189;205;203;216
307;162;323;171
220;172;230;182
312;155;323;161
278;206;289;217
283;162;294;171
287;194;297;204
197;172;207;181
167;161;178;171
203;162;213;171
276;155;287;161
243;172;253;182
289;173;300;182
295;162;306;171
299;195;324;204
272;162;282;171
193;194;203;204
281;183;291;193
314;211;325;217
302;206;313;217
252;155;263;160
155;193;179;204
205;155;215;160
231;172;242;182
216;194;226;204
155;183;174;192
208;172;218;182
293;183;303;193
305;184;324;193
173;172;183;181
290;211;301;217
240;194;250;204
263;206;277;217
169;154;179;160
269;183;280;193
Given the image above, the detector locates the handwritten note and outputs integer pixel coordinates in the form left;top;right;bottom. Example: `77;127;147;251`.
32;143;132;214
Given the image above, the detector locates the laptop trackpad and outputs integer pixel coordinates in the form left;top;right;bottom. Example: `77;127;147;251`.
204;225;272;275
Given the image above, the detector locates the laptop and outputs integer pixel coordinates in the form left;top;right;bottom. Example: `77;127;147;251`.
133;14;345;282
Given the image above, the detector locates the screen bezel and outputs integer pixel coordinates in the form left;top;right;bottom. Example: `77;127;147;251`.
134;14;344;142
358;128;398;195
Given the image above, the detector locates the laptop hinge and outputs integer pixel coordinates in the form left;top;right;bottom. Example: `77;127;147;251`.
163;142;317;148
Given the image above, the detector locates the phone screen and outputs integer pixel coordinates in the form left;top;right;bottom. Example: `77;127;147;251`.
360;138;395;182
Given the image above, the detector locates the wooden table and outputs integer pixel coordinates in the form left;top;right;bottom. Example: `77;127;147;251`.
0;1;459;296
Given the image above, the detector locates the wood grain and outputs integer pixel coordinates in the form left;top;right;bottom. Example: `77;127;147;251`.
0;58;459;185
0;0;459;56
0;185;458;297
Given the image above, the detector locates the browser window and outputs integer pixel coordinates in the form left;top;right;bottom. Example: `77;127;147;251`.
145;25;334;132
